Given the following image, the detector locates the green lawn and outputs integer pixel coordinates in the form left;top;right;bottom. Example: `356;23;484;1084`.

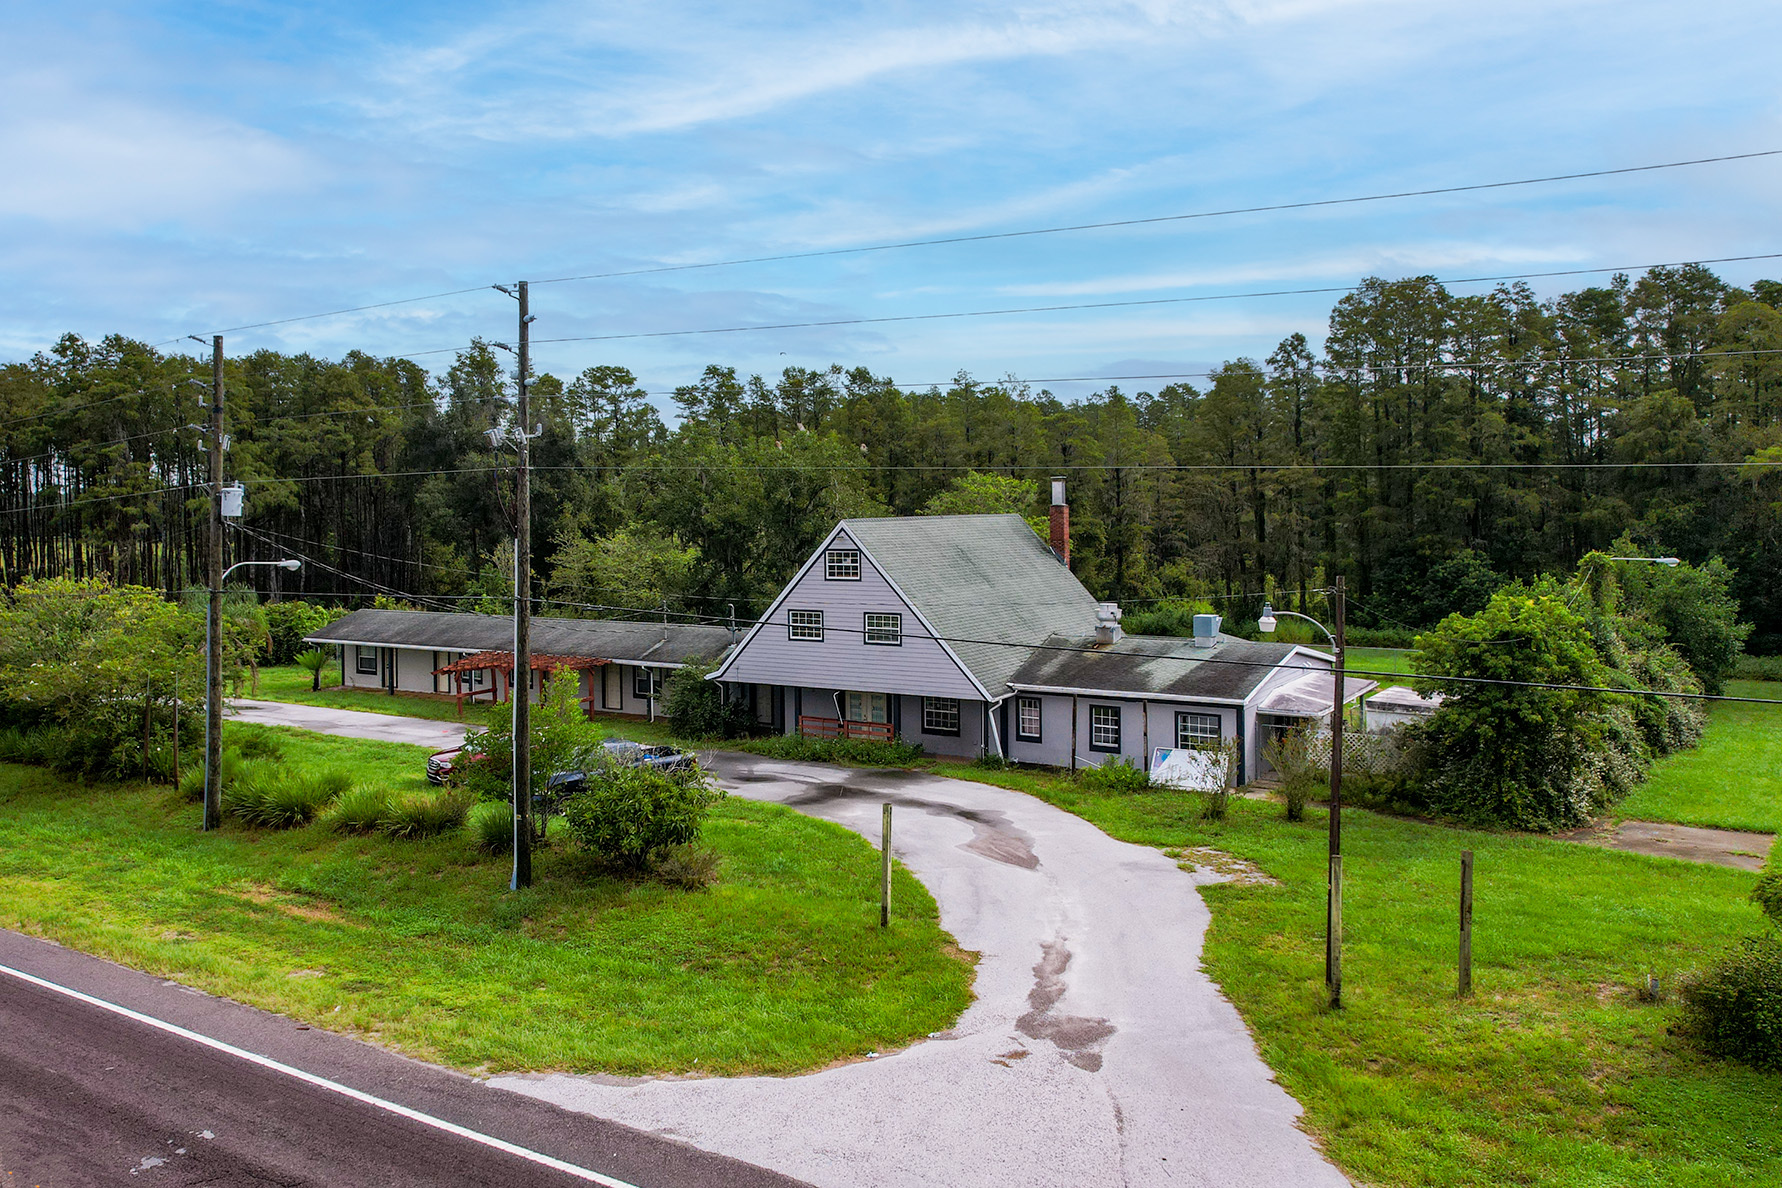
1616;679;1782;835
1346;646;1415;685
958;770;1781;1187
0;724;973;1076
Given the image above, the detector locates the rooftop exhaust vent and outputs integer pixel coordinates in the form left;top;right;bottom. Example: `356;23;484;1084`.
1095;602;1123;646
1191;613;1221;648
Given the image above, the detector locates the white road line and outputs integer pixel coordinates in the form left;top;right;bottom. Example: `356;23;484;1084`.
0;961;640;1188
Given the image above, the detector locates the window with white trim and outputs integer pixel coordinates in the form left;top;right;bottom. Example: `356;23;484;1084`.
1016;696;1042;742
633;666;658;699
1089;704;1122;752
355;645;378;676
825;549;861;580
922;697;960;736
788;609;824;641
863;612;902;645
1176;712;1222;748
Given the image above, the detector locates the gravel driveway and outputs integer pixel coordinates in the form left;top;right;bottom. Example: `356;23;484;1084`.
493;752;1349;1188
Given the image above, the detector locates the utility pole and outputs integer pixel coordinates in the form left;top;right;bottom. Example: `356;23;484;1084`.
1327;575;1346;1009
202;334;225;832
500;282;536;891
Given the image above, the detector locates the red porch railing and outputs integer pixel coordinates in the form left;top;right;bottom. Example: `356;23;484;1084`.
798;716;894;742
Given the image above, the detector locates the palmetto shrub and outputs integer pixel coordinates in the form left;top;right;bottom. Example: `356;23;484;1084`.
380;789;472;840
318;786;392;834
466;799;513;854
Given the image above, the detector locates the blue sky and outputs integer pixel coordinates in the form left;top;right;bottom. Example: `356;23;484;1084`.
4;1;1780;406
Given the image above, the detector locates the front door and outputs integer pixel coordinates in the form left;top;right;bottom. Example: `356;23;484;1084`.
602;664;621;710
845;691;889;723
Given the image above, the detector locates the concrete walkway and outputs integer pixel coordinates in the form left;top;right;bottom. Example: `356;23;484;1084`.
227;699;468;750
496;754;1348;1188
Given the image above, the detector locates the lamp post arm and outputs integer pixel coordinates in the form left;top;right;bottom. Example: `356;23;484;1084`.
1263;608;1337;648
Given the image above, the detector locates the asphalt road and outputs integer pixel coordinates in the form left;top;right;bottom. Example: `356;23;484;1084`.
0;931;805;1188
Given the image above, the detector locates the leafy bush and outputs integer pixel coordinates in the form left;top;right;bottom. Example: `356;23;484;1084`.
663;660;751;739
562;764;725;871
1200;786;1232;821
1676;936;1782;1070
1123;599;1215;638
1262;723;1317;822
738;733;925;766
319;786;392;834
1732;654;1782;681
466;799;513;854
380;790;472;840
1077;757;1150;794
1754;841;1782;929
264;601;349;666
971;752;1013;771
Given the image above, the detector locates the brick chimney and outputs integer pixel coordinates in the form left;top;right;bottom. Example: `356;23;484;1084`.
1048;476;1070;567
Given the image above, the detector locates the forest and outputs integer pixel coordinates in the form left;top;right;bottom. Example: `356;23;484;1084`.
3;263;1781;648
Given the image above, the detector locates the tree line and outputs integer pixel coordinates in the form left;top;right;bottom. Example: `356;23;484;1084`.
3;264;1779;647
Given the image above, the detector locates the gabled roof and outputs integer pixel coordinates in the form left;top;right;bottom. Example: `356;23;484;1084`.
840;514;1104;695
306;609;735;667
1004;632;1311;703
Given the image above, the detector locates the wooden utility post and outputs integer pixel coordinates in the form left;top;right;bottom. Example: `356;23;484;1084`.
880;803;893;927
1459;850;1474;996
1327;575;1345;1009
202;334;224;832
510;281;535;890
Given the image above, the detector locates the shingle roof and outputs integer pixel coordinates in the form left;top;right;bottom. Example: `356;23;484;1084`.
1004;633;1313;702
840;514;1105;695
305;609;735;666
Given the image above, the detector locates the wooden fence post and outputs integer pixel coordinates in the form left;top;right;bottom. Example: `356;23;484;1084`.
880;803;893;928
1459;849;1474;997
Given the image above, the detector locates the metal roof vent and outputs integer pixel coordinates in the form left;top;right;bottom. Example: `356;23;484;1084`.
1095;602;1123;646
1191;613;1221;649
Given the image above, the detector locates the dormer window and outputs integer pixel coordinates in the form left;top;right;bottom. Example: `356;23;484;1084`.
825;549;861;580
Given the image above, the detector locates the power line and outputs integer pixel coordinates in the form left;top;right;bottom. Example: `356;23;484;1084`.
130;149;1779;347
530;150;1782;286
517;254;1782;347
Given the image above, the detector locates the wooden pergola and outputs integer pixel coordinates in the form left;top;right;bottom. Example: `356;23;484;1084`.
432;650;611;719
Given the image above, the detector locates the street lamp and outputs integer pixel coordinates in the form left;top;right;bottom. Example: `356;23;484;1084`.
203;559;300;831
1259;576;1348;1009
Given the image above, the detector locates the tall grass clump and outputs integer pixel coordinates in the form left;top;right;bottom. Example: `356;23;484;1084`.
467;799;513;854
381;790;472;840
319;785;392;834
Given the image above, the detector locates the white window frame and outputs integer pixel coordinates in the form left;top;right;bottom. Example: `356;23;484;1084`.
1177;711;1222;748
1016;696;1043;742
633;666;659;699
863;612;902;645
788;609;824;641
355;645;378;676
825;549;861;580
922;697;960;736
1089;704;1122;752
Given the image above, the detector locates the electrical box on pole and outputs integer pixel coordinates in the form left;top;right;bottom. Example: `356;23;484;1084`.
220;482;245;519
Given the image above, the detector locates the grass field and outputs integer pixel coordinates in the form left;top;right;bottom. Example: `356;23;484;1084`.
1346;646;1415;685
0;723;973;1076
954;768;1781;1186
1617;679;1782;834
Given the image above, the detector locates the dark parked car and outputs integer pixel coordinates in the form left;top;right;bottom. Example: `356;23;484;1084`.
426;738;691;787
543;739;696;796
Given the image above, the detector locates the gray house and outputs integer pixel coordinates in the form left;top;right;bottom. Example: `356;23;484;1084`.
304;609;737;720
711;510;1367;782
